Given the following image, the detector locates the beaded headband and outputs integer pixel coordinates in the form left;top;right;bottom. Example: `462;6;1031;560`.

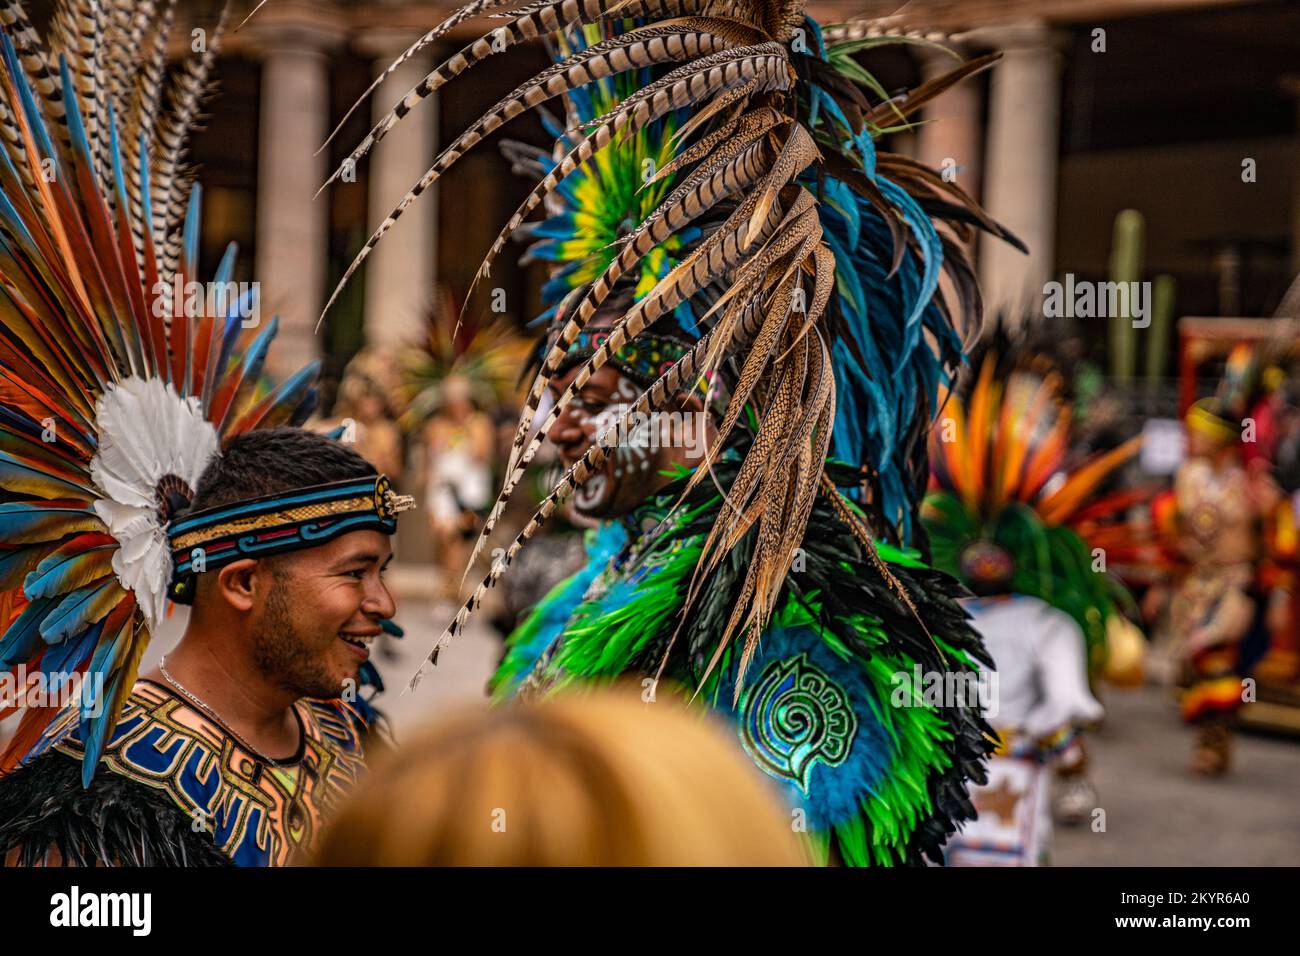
167;475;415;604
553;328;698;391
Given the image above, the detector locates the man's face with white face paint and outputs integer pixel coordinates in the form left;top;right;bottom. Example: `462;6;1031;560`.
545;362;712;520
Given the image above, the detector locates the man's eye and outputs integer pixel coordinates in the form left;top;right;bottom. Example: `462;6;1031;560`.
347;568;367;579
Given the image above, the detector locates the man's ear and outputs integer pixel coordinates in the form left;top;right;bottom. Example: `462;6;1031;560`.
214;558;264;613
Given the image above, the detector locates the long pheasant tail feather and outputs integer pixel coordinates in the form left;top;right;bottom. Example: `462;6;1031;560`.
318;0;532;156
155;6;226;278
233;0;269;33
321;41;789;326
466;153;761;576
461;102;699;565
342;0;1022;697
494;123;773;475
681;257;814;500
323;0;734;160
471;166;796;569
457;20;752;310
0;2;64;115
427;53;794;576
650;293;789;680
124;0;174;267
330;2;727;192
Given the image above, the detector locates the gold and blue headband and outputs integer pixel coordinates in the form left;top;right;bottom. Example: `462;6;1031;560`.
167;475;415;604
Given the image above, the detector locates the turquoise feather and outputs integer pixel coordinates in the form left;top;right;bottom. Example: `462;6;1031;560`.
39;580;116;645
24;539;116;600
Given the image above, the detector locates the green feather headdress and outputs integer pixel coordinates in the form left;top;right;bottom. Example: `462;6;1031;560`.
924;354;1141;664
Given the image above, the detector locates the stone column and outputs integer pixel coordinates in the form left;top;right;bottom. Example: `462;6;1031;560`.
246;3;344;375
356;30;438;352
915;45;984;205
970;20;1064;324
1282;76;1300;279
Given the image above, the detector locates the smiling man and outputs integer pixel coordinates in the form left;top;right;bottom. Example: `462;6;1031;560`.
0;429;412;866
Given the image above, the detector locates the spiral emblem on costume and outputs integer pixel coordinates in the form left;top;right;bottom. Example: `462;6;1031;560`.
739;655;858;794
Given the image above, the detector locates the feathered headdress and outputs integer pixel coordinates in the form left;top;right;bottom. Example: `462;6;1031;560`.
924;353;1142;665
319;3;1025;688
396;288;531;434
0;2;320;782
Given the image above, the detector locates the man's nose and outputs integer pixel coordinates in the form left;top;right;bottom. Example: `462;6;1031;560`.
363;576;398;621
548;405;587;446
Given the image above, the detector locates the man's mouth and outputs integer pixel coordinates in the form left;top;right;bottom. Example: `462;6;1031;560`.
339;632;378;659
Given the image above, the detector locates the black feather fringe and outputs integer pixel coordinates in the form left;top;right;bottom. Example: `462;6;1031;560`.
0;753;232;867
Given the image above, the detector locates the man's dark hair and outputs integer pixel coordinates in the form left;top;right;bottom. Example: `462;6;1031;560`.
189;427;377;513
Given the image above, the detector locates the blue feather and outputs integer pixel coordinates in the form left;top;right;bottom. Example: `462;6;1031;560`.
0;501;98;541
0;596;57;666
182;185;202;276
76;615;134;783
57;57;96;180
877;177;942;351
40;613;102;674
137;128;154;236
24;541;114;599
107;101;131;216
0;186;36;249
213;242;238;286
39;581;115;645
232;314;279;389
288;387;320;427
1;35;58;166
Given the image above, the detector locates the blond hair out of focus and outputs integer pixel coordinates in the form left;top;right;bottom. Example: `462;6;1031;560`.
313;685;809;866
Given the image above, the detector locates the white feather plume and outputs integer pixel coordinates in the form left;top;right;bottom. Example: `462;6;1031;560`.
89;377;220;628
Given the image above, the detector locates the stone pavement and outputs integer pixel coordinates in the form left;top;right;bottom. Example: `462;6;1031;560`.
1054;682;1300;866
